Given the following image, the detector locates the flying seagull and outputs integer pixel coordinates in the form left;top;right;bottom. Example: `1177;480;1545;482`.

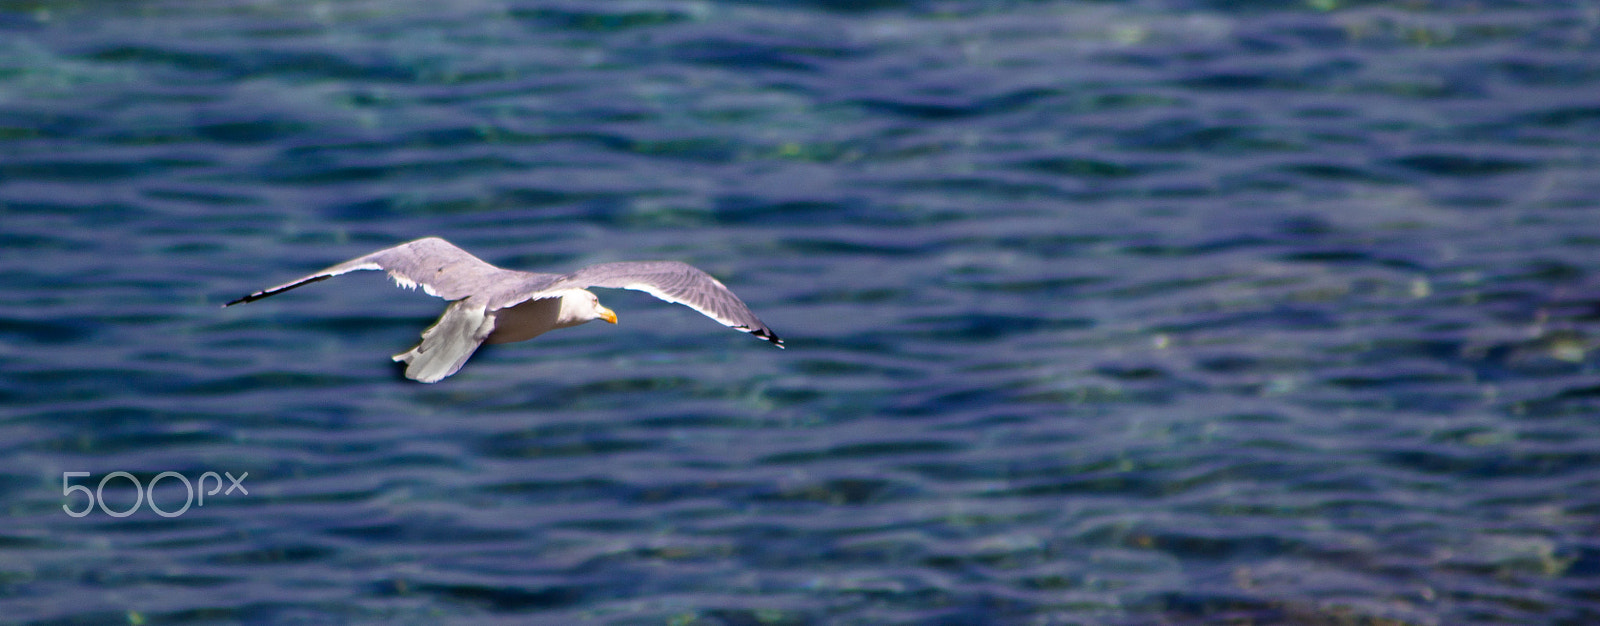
225;237;783;382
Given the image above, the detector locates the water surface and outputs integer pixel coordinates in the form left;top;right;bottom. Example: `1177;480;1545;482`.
3;1;1600;624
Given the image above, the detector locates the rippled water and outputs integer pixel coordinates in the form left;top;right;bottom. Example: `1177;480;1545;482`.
4;1;1600;624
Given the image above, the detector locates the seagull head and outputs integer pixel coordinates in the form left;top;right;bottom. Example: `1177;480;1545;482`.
559;289;617;326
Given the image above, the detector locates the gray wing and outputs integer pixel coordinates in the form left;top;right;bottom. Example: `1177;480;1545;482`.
223;237;533;306
549;261;783;347
390;301;496;383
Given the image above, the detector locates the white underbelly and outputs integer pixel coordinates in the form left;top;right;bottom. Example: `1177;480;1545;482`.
484;297;562;345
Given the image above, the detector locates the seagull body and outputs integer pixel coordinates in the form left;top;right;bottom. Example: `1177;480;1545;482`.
225;237;782;382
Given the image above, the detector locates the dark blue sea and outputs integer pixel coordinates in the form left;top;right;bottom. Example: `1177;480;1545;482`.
4;1;1600;624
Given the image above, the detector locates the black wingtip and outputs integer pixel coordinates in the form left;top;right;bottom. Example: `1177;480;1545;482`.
222;274;333;308
223;288;276;307
752;327;784;348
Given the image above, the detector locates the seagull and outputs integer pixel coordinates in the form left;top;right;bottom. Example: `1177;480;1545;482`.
225;237;782;382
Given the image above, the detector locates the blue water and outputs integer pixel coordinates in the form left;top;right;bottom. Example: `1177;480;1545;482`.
4;1;1600;624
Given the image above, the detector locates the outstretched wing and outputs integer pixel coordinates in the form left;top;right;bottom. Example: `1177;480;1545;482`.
224;237;521;306
551;261;783;347
391;301;497;383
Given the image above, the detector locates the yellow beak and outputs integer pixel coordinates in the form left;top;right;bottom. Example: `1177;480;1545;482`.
597;305;618;324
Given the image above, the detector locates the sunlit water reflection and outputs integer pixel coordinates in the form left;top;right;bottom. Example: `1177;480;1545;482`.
3;1;1600;624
